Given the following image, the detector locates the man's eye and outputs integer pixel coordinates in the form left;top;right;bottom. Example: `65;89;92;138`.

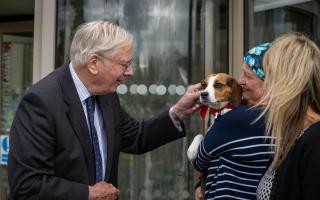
214;83;224;89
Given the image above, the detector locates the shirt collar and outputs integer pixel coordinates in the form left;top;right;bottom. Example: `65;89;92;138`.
69;62;91;102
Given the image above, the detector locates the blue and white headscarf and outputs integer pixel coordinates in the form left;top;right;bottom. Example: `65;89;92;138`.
244;42;271;81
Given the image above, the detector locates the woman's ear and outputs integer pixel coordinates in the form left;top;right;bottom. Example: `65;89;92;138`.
87;54;99;75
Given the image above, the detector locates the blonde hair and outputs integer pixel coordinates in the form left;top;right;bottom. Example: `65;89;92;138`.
259;33;320;169
70;20;133;67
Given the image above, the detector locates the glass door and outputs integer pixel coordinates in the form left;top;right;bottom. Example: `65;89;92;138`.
56;0;229;198
1;35;33;134
0;33;33;200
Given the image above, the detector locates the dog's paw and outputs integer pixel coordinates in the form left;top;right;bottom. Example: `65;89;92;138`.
187;134;204;162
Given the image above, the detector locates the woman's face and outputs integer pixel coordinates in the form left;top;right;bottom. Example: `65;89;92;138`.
238;63;264;105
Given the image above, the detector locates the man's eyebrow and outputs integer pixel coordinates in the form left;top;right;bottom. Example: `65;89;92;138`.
120;58;134;64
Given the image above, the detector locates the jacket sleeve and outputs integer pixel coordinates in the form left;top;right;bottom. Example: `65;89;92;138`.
8;91;88;200
115;95;186;154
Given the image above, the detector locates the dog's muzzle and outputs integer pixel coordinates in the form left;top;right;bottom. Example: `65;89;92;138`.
200;91;225;109
200;91;209;104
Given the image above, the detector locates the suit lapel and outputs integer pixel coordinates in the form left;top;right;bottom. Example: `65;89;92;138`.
58;64;95;184
97;95;115;181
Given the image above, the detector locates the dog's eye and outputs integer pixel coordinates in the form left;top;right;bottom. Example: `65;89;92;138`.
201;80;207;89
214;82;224;89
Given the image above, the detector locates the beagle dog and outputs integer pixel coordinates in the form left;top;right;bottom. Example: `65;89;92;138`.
200;73;242;112
188;73;242;197
187;73;242;161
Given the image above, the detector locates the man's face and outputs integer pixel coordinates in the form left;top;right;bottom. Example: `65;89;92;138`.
238;63;263;105
94;42;134;94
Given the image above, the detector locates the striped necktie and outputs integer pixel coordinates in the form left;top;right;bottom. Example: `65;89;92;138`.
85;96;103;182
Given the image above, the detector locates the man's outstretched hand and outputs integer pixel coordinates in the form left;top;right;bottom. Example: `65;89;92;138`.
172;83;202;121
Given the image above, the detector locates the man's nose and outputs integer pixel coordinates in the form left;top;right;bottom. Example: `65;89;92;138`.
124;66;134;76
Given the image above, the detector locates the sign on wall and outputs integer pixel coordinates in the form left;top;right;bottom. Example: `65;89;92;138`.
0;135;9;165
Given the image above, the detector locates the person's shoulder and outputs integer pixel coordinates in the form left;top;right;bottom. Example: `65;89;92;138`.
220;104;262;121
32;64;68;90
306;121;320;134
299;122;320;145
206;104;265;141
211;104;265;134
25;66;67;102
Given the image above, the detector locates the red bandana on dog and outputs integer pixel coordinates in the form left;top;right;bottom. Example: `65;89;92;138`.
200;103;234;120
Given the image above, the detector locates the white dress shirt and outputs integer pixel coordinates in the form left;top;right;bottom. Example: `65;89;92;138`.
69;63;107;180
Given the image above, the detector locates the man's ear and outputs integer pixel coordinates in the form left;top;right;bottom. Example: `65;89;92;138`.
87;54;99;75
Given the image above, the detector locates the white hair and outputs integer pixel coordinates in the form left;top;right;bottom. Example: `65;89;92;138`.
70;20;133;67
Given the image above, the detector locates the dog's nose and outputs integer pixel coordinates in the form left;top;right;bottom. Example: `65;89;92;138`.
201;91;208;97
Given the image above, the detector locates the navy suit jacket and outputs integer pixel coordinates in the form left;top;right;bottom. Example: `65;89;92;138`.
8;63;185;200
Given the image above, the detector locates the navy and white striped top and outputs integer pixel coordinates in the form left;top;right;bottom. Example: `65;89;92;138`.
193;105;274;200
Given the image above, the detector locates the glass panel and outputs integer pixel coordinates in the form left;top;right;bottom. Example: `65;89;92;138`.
0;33;33;200
205;0;229;73
56;0;228;199
246;0;320;47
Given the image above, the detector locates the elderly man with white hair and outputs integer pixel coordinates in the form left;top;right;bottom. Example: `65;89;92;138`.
8;20;202;200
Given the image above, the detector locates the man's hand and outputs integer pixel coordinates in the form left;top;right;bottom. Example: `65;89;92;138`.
88;182;119;200
172;83;202;120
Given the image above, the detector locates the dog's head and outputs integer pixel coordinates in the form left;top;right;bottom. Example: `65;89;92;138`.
200;73;242;109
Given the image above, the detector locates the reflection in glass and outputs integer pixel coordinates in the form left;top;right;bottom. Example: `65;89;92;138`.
204;0;229;73
1;35;33;134
248;0;320;47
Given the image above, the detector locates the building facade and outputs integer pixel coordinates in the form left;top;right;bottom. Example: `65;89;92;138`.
0;0;319;199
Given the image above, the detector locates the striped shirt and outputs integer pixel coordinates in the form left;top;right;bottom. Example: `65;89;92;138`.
193;105;274;200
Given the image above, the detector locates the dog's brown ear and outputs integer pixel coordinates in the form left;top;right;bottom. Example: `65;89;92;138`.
227;79;233;87
229;78;242;107
201;79;207;89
